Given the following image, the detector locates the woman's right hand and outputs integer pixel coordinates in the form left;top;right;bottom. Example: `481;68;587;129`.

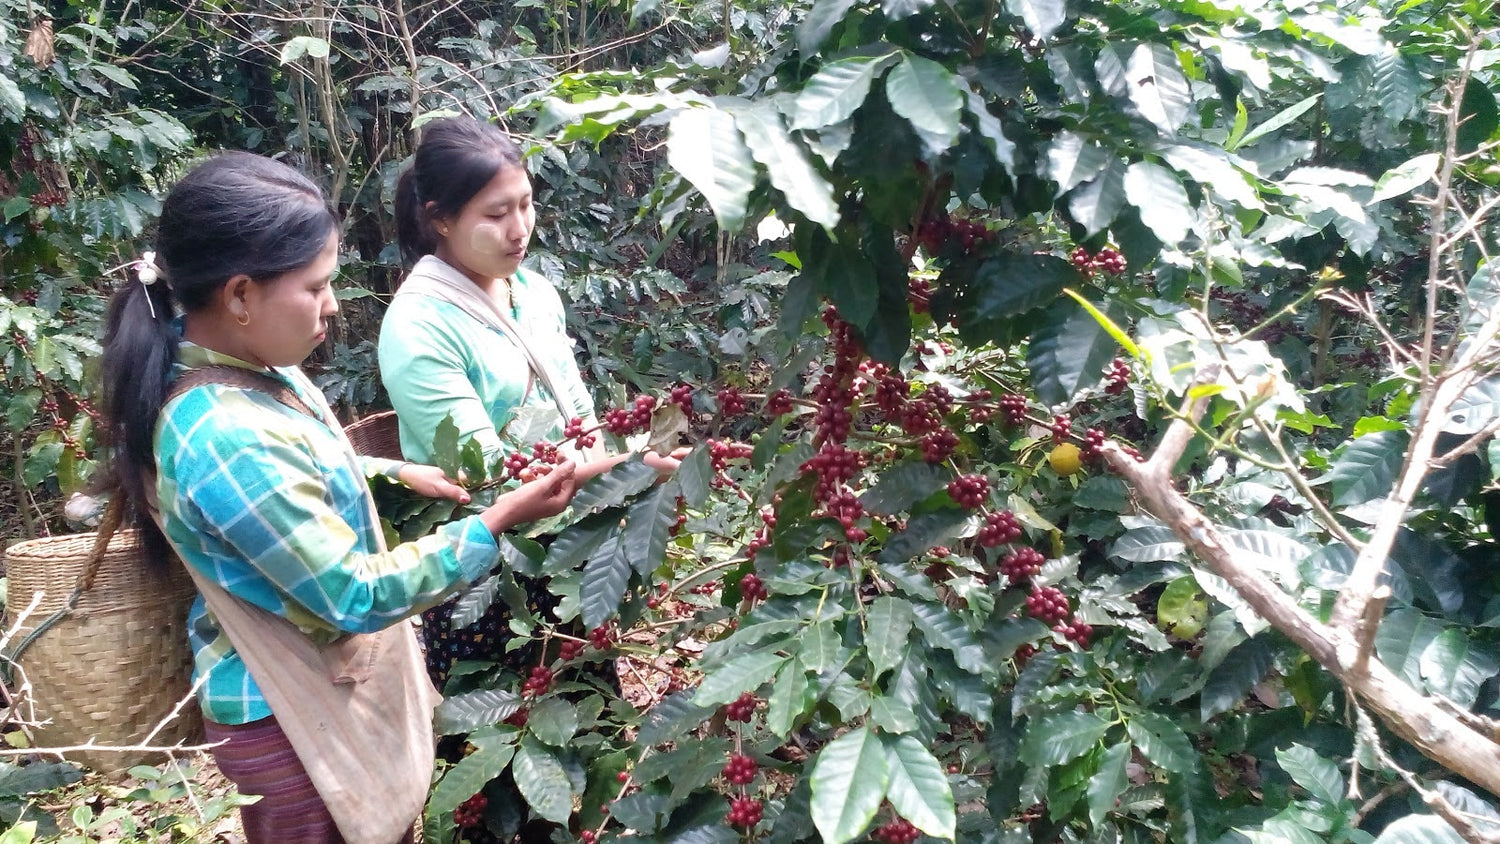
480;461;578;535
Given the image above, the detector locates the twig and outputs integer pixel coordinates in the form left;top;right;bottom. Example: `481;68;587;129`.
1356;707;1500;844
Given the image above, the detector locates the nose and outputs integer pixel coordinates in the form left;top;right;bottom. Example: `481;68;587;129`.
323;286;339;317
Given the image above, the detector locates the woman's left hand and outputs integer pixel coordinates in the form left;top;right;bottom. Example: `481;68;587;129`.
643;446;693;476
397;463;472;504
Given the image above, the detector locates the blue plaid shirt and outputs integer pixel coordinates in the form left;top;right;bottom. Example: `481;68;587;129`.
155;343;499;724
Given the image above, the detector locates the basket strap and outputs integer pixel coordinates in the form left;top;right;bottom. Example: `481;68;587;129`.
168;364;319;422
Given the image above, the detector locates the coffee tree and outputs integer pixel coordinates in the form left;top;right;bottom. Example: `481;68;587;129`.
392;0;1500;841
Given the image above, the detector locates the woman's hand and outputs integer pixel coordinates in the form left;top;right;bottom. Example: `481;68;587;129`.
480;461;578;535
397;463;472;504
643;446;692;477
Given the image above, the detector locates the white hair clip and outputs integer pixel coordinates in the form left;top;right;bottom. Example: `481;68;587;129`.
104;251;168;319
135;250;160;286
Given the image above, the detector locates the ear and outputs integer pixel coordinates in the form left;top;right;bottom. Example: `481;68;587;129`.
222;274;254;321
425;201;450;237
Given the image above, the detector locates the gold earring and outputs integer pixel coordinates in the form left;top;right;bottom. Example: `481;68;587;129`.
236;311;250;327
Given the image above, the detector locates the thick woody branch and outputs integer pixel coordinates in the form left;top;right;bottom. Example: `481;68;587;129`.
1101;431;1500;802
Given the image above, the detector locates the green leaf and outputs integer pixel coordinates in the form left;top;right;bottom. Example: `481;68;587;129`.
733;105;839;228
0;762;81;797
1068;159;1128;236
498;533;545;578
0;821;36;844
580;535;631;628
513;735;573;824
882;734;956;838
799;620;844;673
860;462;952;516
2;196;31;222
1445;378;1500;435
1018;710;1109;767
428;739;515;815
1005;0;1065;41
962;88;1017;176
1376;609;1444;690
1124;161;1193;246
1071;475;1131;512
542;513;617;575
1419;629;1500;709
279;35;331;63
433;689;522;735
693;650;788;706
677;444;713;507
865;597;914;680
1047;132;1111;194
1157;577;1207;638
432;414;462;479
527;697;580;747
1231;94;1321;151
1458;80;1498;154
1028;296;1124;408
639;691;714;745
1125;44;1191;135
1060;287;1140;359
623;483;678;576
950;252;1077;340
791;54;899;131
886;54;963;156
880;0;935;19
1126;710;1195;774
0;75;25;121
449;575;500;629
1160;144;1262;210
1275;744;1344;807
877;509;970;569
22;442;62;487
767;659;813;738
668;107;757;231
1087;742;1131;827
810;726;890;844
1326;429;1408;506
798;0;858;55
910;601;986;675
1371;153;1440;203
1200;636;1273;721
1372;815;1465;843
572;458;658;513
1371;50;1423;124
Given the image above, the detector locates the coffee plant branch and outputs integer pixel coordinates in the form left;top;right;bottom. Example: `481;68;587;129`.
1101;415;1500;821
1332;59;1500;643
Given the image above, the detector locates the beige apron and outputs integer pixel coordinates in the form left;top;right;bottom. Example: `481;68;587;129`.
163;365;441;844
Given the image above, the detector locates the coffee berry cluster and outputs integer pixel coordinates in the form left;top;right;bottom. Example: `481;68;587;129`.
1070;245;1127;276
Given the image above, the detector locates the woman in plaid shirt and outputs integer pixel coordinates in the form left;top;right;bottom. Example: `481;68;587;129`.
98;152;578;842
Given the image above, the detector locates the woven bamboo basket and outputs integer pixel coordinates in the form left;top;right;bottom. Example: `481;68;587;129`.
345;410;404;461
3;528;203;773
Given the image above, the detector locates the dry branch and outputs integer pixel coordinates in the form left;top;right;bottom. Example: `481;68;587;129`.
1102;418;1500;817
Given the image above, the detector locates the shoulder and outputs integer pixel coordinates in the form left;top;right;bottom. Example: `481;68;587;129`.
158;382;307;473
514;267;567;320
380;293;474;348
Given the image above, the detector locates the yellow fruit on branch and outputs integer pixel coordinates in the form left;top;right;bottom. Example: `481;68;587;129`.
1048;443;1083;476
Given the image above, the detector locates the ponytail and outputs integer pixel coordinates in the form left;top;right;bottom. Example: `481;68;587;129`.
99;271;177;561
394;166;436;266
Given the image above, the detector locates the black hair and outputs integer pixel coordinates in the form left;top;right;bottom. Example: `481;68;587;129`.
394;115;524;264
100;152;337;557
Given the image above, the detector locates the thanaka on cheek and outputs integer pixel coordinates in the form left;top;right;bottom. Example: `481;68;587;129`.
469;223;509;256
